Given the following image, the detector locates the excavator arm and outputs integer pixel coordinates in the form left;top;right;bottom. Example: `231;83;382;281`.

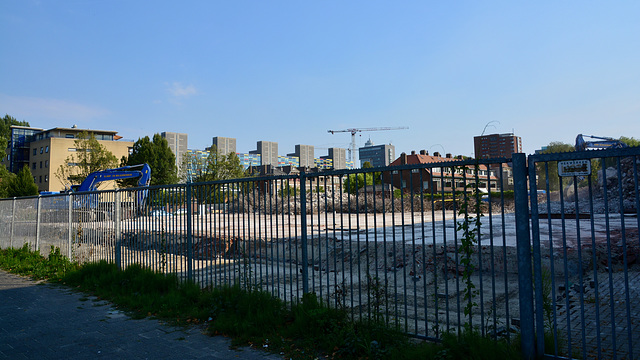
71;164;151;192
575;134;627;152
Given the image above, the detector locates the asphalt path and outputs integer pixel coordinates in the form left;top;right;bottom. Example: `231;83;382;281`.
0;270;281;360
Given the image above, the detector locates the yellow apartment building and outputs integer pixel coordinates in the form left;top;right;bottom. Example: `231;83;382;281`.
5;126;134;193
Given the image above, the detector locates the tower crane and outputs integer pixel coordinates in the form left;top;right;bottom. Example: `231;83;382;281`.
327;126;409;164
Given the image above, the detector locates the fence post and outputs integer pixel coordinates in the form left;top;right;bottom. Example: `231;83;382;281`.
36;196;42;252
10;197;16;248
513;153;536;360
114;191;121;269
528;155;546;356
299;172;309;294
68;193;73;259
186;182;193;282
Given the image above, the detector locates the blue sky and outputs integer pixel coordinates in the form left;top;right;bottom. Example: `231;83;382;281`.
2;1;639;161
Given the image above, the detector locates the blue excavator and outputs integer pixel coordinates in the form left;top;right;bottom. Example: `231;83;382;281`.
66;163;151;193
575;134;627;152
51;164;151;221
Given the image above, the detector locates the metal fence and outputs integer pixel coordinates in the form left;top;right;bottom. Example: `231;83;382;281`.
1;148;638;359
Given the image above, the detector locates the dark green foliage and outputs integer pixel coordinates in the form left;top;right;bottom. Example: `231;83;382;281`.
343;172;375;194
404;329;520;360
0;244;78;279
122;134;178;186
535;142;575;191
61;261;212;322
4;165;39;197
207;285;287;343
0;114;29;141
619;136;640;147
2;247;526;359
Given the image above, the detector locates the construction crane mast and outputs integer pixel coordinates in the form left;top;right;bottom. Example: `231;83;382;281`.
327;126;409;164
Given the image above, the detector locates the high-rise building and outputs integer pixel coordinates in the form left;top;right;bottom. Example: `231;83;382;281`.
212;136;237;155
358;139;395;168
250;141;278;166
287;144;314;167
474;133;522;159
161;132;188;168
323;148;347;170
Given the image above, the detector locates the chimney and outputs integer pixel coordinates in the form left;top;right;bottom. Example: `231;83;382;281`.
446;153;452;158
411;150;416;155
456;155;463;160
434;152;440;157
420;150;426;155
400;152;407;165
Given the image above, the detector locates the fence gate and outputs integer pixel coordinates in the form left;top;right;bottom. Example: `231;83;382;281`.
523;148;640;360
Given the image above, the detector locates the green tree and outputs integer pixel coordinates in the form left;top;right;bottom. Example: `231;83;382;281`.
122;134;178;186
535;142;575;191
620;136;640;147
195;145;245;182
55;131;119;189
343;173;377;194
4;165;38;197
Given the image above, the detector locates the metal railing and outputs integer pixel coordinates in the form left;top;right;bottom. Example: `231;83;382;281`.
1;149;639;359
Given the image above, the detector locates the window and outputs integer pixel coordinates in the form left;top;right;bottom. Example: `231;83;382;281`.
45;146;49;153
65;134;74;138
44;175;48;182
45;160;48;168
68;148;76;152
32;162;36;169
39;176;42;183
40;161;42;169
40;147;43;154
33;148;37;155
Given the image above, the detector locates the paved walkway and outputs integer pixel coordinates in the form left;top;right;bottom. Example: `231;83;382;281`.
0;270;281;360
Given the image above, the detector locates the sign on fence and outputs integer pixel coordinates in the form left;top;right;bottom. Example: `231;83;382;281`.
557;159;591;177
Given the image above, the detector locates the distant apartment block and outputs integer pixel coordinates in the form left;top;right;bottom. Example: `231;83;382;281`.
212;136;236;155
359;139;395;167
474;133;522;159
161;132;188;170
288;144;314;167
250;141;278;166
323;147;347;170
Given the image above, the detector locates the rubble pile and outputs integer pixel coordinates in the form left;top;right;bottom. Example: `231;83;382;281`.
542;156;640;215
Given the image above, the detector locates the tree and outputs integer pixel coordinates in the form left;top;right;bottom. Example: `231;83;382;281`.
3;165;38;197
194;145;245;182
343;172;377;194
620;136;640;147
55;131;119;189
535;142;575;191
122;134;178;186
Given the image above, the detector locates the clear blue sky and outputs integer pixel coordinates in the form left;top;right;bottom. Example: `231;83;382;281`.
2;1;639;161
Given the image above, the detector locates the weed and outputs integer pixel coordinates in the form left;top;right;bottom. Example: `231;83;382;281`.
455;163;483;326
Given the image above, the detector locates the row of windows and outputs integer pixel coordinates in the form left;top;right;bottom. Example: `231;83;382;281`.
32;161;49;169
33;175;48;183
33;146;49;155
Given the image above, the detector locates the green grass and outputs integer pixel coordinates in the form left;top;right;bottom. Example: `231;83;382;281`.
0;245;525;359
0;244;79;280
